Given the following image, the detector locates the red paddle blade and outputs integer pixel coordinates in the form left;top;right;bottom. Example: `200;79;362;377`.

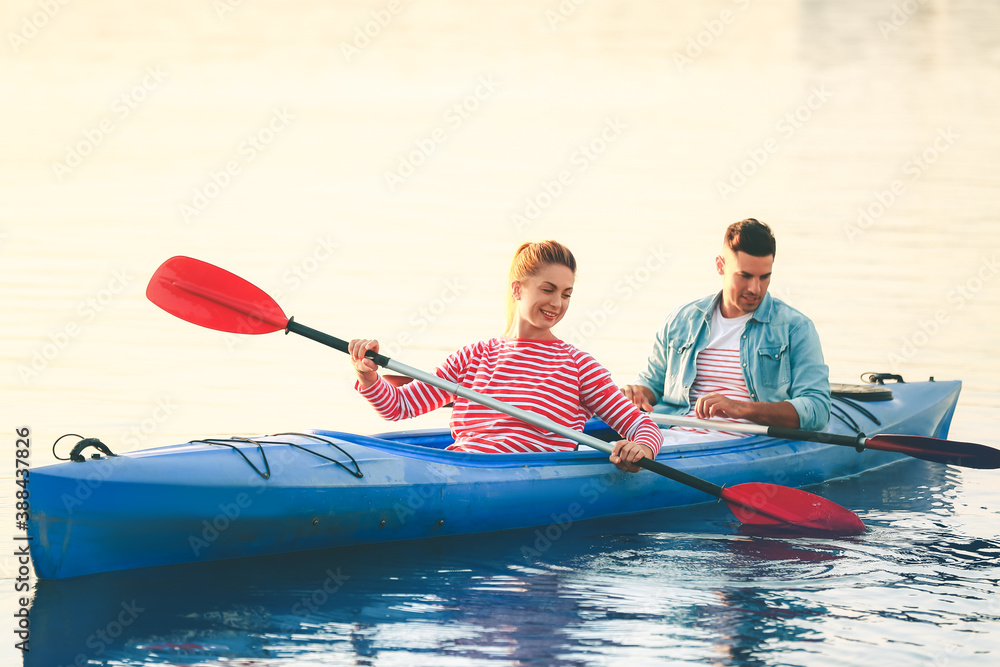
868;434;1000;469
146;256;288;334
721;483;866;535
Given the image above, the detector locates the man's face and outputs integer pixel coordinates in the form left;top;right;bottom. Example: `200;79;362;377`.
716;247;773;318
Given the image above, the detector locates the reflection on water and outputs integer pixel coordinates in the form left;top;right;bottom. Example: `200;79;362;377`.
26;458;999;666
4;0;1000;665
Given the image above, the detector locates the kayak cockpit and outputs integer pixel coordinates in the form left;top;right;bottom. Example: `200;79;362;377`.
361;418;623;451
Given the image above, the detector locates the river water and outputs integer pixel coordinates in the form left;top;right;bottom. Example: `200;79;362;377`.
2;0;999;665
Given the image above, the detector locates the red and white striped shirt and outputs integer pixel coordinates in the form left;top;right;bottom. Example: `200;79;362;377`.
688;348;752;404
358;338;662;455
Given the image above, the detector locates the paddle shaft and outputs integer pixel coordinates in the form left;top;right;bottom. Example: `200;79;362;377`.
649;413;866;450
286;319;724;498
646;413;1000;469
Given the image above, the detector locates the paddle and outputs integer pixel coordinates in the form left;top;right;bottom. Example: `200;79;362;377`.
647;414;1000;470
146;255;866;535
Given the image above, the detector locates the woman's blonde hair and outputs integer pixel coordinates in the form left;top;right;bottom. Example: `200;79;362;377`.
504;240;577;335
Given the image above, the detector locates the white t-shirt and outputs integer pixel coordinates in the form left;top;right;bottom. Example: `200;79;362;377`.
664;305;753;442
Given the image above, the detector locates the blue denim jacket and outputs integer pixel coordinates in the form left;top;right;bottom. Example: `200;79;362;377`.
636;291;831;431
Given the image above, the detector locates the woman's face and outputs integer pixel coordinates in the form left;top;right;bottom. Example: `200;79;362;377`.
512;263;575;339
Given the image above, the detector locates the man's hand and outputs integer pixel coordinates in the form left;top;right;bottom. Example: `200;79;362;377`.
694;393;800;428
693;393;748;420
621;384;656;412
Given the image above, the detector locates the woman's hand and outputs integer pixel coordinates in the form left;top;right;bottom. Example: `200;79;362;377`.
609;439;652;473
349;338;381;389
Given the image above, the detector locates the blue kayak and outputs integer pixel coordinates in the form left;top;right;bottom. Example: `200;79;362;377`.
28;379;961;579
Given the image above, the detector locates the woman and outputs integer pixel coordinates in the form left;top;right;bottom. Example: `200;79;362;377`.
349;241;661;472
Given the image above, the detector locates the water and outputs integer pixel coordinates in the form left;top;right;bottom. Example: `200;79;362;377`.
2;0;999;664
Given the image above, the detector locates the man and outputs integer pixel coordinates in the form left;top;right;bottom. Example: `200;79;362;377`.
622;218;830;432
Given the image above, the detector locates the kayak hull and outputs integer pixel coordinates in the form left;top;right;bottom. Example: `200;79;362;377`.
28;380;961;579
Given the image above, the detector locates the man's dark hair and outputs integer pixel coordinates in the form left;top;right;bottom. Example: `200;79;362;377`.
724;218;776;258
